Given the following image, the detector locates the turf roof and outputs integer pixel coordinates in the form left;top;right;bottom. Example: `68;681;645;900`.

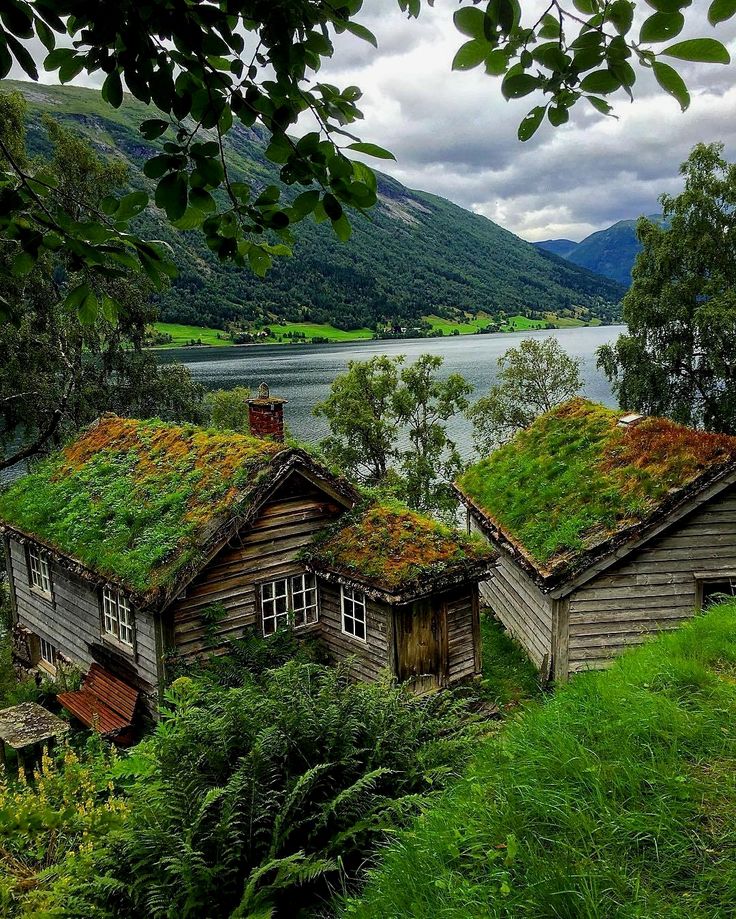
0;416;285;597
457;398;736;576
306;500;494;598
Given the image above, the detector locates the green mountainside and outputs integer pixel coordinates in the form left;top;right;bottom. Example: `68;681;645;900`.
5;80;624;330
536;216;663;287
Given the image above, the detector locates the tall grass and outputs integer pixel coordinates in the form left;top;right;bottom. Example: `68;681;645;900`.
345;602;736;918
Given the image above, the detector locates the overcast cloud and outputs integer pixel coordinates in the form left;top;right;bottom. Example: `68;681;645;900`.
9;0;736;242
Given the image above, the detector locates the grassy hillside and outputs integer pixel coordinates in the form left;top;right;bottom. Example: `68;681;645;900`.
346;601;736;918
3;80;624;332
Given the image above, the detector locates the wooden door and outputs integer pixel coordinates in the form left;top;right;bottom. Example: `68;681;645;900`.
394;599;448;693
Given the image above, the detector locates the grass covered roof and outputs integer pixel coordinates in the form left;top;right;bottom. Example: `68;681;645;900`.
306;501;494;601
457;398;736;578
0;416;286;598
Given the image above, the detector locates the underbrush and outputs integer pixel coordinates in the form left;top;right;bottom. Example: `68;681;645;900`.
345;601;736;918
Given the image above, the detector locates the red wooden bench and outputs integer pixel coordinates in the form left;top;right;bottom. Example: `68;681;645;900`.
58;663;139;745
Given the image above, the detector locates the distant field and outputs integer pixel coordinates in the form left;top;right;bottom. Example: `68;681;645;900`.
267;322;373;342
153;323;232;347
152;314;599;349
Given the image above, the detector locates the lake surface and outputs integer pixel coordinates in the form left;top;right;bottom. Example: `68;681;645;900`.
158;325;625;457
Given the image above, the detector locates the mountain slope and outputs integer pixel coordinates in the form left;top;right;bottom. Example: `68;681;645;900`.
534;238;577;259
5;80;624;329
536;216;663;287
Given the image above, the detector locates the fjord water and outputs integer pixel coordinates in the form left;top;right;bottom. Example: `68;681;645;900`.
157;325;624;456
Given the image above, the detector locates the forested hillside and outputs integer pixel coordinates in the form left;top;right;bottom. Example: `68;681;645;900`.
4;80;624;331
536;216;664;287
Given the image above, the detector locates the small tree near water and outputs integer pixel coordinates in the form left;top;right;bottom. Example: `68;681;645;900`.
468;338;582;454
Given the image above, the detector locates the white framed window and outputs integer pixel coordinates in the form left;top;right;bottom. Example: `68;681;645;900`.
39;637;57;667
341;586;367;642
28;547;52;597
291;573;319;628
102;587;134;646
261;578;289;635
261;573;320;635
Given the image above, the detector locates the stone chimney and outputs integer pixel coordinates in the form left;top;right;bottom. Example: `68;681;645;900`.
247;382;288;442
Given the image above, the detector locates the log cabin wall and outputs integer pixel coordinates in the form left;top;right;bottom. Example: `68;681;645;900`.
5;537;159;698
565;485;736;675
469;516;553;669
170;473;343;658
445;586;481;683
317;582;392;683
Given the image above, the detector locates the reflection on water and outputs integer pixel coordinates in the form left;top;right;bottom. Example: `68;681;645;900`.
157;325;625;458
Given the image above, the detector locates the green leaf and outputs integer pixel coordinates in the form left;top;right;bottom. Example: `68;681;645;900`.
485;49;508;75
548;105;570;126
662;38;730;64
344;21;377;48
585;95;614;115
346;142;395;161
116;191;149;220
143;155;171;179
580;69;621;94
155;172;188;221
452;39;490;71
248;246;271;277
652;61;690;110
453;7;488;40
291;190;320;219
12;251;35;277
140;118;169;140
708;0;736;25
102;70;123;108
78;288;98;325
501;73;540;99
640;12;684;43
332;213;352;242
101;294;120;323
189;188;216;214
517;106;545;141
538;13;561;39
322;193;343;221
35;17;55;51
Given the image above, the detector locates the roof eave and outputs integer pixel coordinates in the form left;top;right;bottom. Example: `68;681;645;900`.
307;557;497;606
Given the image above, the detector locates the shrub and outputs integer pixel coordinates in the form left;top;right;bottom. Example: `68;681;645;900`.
81;663;478;917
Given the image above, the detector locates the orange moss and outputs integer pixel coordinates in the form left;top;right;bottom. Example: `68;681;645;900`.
311;503;492;591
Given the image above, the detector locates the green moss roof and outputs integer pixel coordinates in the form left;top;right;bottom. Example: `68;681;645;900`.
457;398;736;574
307;501;494;597
0;416;285;597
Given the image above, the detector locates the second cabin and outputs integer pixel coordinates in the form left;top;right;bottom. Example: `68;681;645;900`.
0;387;494;729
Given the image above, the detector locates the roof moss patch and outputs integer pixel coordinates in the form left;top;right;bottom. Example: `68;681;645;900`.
307;500;493;594
0;416;284;595
457;398;736;572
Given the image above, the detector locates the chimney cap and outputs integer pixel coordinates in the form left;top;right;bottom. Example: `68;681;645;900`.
247;382;288;406
617;412;645;428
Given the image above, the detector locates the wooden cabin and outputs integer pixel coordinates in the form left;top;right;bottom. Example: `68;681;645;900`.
455;398;736;682
0;391;494;724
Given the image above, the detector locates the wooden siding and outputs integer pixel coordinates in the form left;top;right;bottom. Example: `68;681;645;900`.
170;474;342;658
445;587;480;683
567;486;736;674
7;538;159;694
318;583;391;683
470;513;552;670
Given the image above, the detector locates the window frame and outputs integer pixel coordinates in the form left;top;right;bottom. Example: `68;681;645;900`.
259;573;320;636
101;586;135;648
341;585;367;643
27;546;52;599
290;573;319;629
694;572;736;611
39;637;57;672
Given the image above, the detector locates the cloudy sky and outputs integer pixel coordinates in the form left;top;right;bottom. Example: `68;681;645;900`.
10;1;736;243
316;0;736;242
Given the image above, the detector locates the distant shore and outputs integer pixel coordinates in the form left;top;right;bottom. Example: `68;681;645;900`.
148;315;604;350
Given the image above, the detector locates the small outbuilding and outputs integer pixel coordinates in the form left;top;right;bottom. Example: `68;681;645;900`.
455;398;736;681
0;395;494;724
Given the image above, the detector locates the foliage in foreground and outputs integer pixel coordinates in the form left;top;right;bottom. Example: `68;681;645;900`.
468;337;582;454
6;662;476;918
599;142;736;435
346;601;736;918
